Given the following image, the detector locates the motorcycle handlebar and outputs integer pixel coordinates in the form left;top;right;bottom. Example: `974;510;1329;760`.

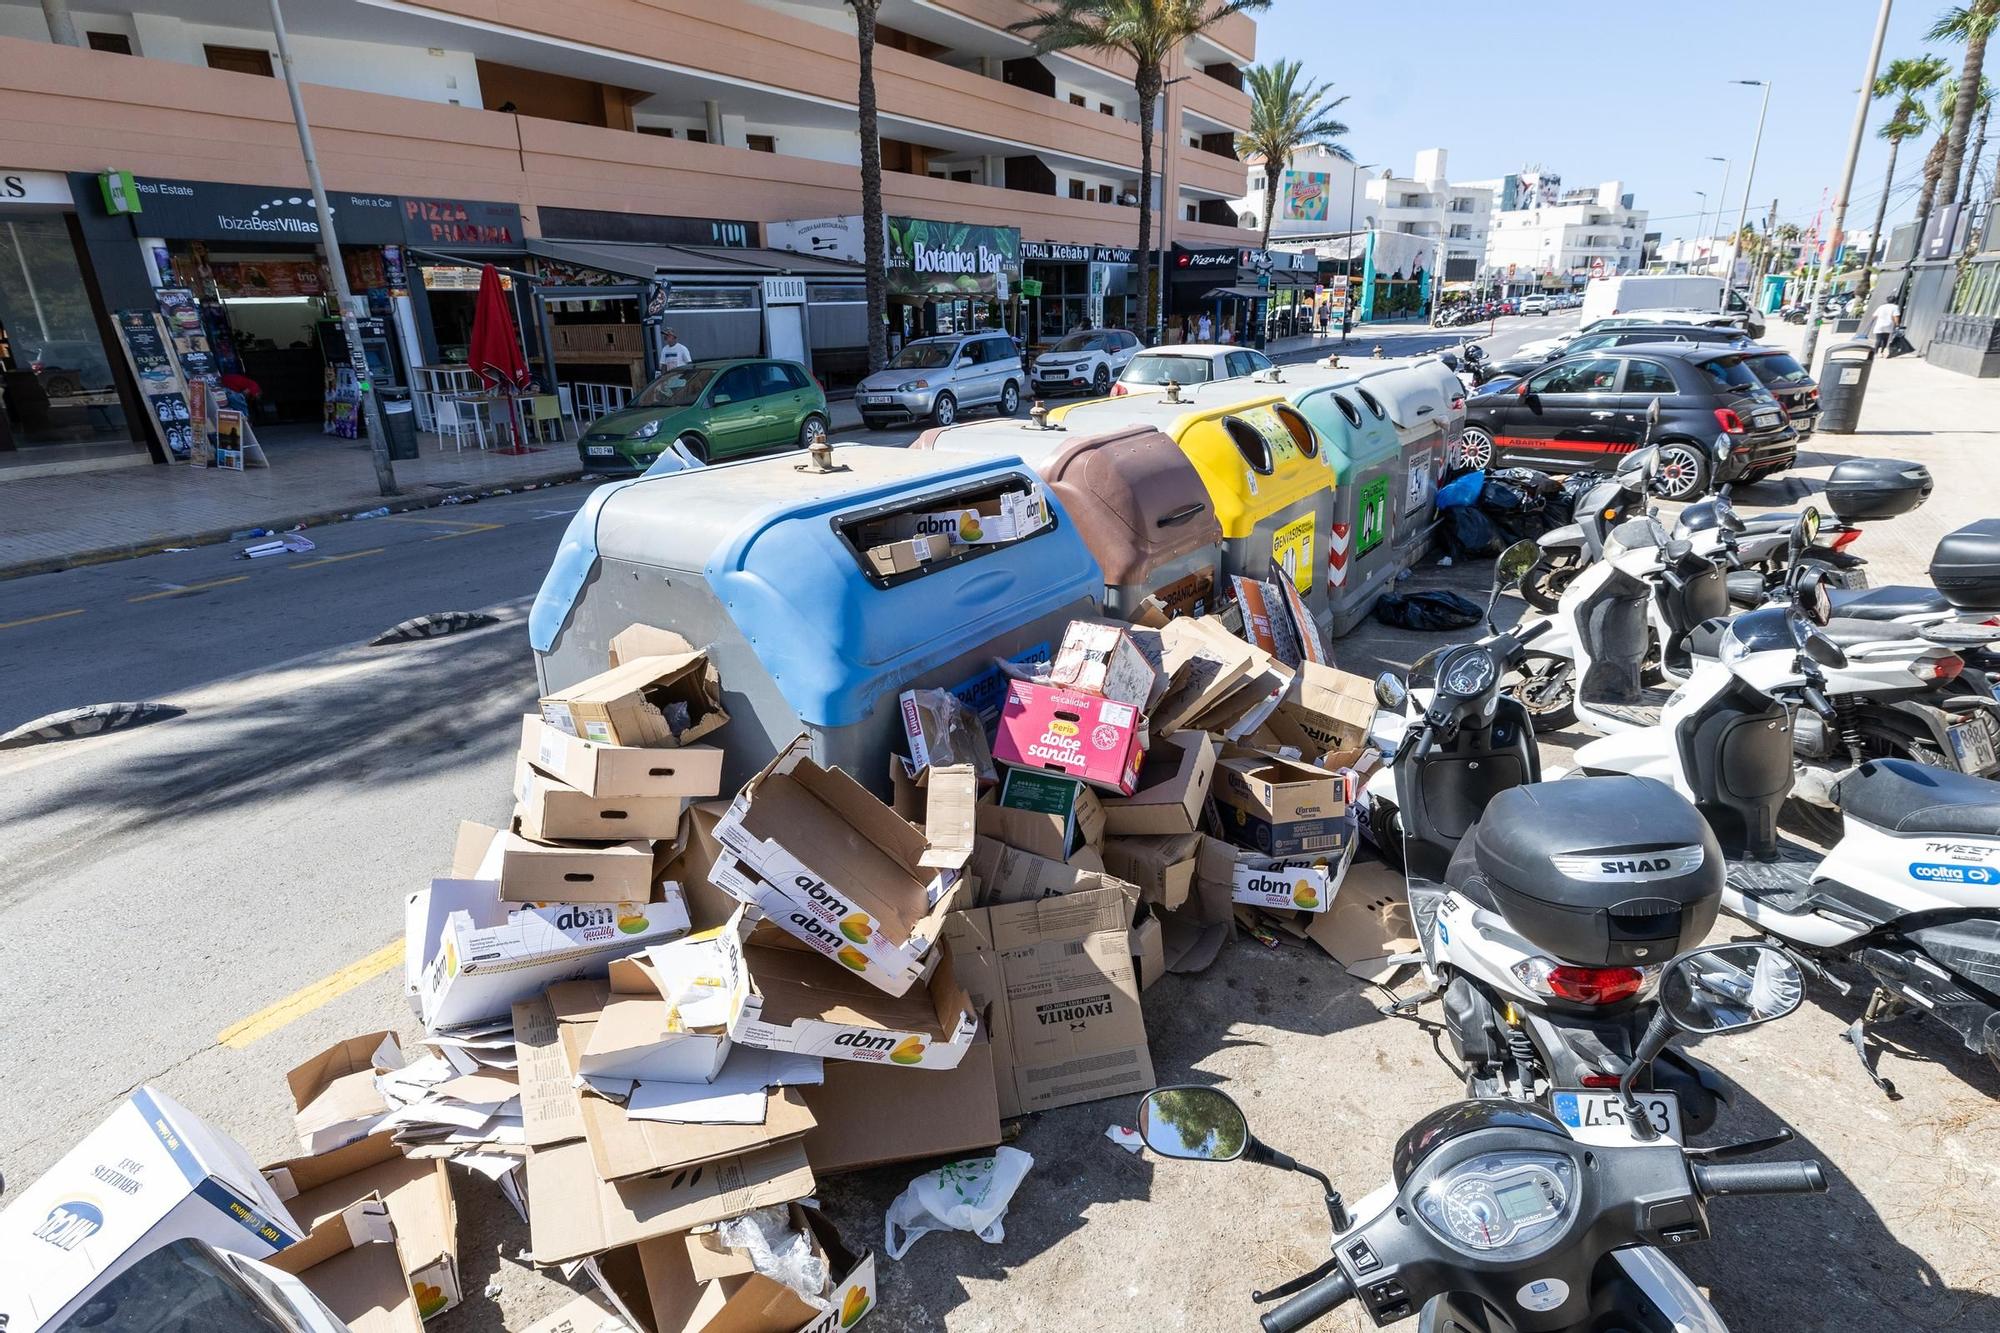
1692;1160;1829;1198
1259;1272;1354;1333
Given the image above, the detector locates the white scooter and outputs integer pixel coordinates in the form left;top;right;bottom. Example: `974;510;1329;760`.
1571;555;2000;1094
1137;942;1827;1333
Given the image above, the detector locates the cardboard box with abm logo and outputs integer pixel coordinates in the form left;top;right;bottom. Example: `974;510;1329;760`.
642;1203;877;1333
910;487;1050;546
0;1086;306;1333
725;914;980;1071
1230;842;1355;914
1213;752;1350;858
413;877;692;1030
711;738;973;997
991;680;1145;795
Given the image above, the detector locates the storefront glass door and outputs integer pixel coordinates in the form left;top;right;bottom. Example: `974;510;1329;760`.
0;215;133;458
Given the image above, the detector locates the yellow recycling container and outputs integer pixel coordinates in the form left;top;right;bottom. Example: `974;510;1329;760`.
1049;390;1336;638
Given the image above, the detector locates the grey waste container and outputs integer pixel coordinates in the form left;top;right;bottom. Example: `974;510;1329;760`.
1818;342;1874;435
379;390;420;460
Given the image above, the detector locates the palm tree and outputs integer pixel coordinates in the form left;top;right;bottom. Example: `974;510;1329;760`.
847;0;889;372
1859;54;1947;300
1772;222;1804;281
1911;75;1991;255
1930;2;2000;215
1236;59;1350;250
1013;0;1273;336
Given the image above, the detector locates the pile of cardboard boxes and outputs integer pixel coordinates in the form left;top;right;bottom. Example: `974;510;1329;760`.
0;612;1415;1333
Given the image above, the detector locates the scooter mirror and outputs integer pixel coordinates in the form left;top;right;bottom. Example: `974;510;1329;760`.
1138;1086;1250;1161
1661;943;1804;1034
1803;628;1849;669
1494;540;1540;592
1646;396;1663;428
1791;506;1822;556
1439;353;1460;371
1796;567;1832;626
1373;672;1409;711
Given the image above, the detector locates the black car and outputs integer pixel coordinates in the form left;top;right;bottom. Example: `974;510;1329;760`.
1457;343;1796;500
1486;323;1752;379
1738;347;1819;438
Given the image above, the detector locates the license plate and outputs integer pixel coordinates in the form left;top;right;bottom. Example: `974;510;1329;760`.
1949;716;1999;773
1752;411;1780;428
585;445;615;456
861;394;889;405
1551;1090;1682;1146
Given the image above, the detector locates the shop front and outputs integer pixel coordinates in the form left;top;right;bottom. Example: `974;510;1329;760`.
1162;243;1282;346
0;168;144;471
769;214;1020;353
1020;241;1134;349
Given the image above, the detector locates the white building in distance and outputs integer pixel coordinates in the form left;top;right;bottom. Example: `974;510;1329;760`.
1236;148;1492;278
1479;179;1649;290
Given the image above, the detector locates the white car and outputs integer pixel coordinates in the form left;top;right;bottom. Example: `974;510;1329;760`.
1112;343;1274;396
1030;328;1141;397
1519;294;1550;315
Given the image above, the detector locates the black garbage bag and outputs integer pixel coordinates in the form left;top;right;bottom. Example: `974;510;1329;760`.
1488;466;1561;499
1547;470;1609;527
1373;589;1485;631
1441;505;1504;560
1478;477;1533;512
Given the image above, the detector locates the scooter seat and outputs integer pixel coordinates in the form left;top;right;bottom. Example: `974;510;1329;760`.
1827;584;1951;620
1833;758;2000;837
1822;617;1919;648
1725;569;1768;606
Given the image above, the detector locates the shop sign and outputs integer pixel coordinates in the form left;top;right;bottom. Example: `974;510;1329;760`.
95;170;138;213
538;206;755;248
1021;240;1091;263
1020;277;1045;298
400;197;521;248
767;214;866;263
1092;244;1136;265
887;217;1018;297
761;276;806;305
109;176;405;244
421;265;510;291
0;169;77;207
1171;244;1237;271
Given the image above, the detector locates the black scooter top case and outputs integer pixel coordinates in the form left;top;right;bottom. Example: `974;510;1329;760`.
1451;777;1723;967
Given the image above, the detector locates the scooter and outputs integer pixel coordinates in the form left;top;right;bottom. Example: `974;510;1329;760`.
1572;558;2000;1093
1138;941;1828;1332
1363;547;1729;1138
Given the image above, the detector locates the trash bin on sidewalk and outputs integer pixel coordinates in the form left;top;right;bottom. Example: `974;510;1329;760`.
529;444;1102;794
1047;391;1334;636
911;420;1226;622
1818;341;1875;435
378;389;421;461
1288;379;1404;636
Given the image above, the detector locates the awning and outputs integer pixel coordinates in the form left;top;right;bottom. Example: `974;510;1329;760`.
1201;285;1270;301
526;238;864;280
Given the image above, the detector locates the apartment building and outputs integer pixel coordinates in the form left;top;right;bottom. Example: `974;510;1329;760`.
0;0;1255;472
1482;180;1648;292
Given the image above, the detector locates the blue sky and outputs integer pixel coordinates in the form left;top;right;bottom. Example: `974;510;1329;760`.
1254;0;1970;243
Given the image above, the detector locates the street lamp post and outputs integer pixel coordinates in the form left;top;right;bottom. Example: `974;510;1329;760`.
1692;192;1708;271
1802;0;1892;370
1705;156;1732;274
1728;79;1773;306
267;0;396;496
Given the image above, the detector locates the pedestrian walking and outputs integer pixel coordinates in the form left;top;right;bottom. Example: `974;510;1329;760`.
658;327;692;371
1340;310;1352;343
1196;312;1213;342
1867;300;1901;355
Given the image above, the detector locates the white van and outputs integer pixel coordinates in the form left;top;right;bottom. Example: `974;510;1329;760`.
1580;275;1765;336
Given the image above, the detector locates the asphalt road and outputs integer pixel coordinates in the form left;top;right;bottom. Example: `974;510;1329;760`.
52;307;1991;1333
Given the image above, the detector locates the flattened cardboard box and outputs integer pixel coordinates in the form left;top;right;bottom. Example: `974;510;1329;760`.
526;1139;815;1265
728;922;979;1070
1305;856;1421;982
576;1080;818;1185
1100;730;1217;836
263;1132;460;1320
287;1031;402;1155
712;737;967;996
800;1038;1002;1175
0;1086;305;1333
515;754;687;842
968;837;1122;907
272;1197;424;1333
942;883;1152;1119
495;830;656;905
524;714;725;800
539;651;727;748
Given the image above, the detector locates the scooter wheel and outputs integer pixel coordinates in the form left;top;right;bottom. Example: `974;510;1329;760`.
1520;556;1573;613
1508;653;1577;730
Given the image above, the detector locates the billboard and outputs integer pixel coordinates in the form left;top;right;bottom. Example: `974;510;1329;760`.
1281;171;1330;222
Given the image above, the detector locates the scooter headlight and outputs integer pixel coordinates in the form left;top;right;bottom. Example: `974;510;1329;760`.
1719;624;1752;666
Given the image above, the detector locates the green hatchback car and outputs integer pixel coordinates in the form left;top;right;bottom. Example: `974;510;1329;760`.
577;358;828;471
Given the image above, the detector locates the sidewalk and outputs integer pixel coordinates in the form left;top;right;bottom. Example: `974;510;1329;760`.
0;427;585;579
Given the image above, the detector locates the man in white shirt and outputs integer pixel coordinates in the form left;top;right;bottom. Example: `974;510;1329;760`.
1867;300;1901;354
658;328;692;371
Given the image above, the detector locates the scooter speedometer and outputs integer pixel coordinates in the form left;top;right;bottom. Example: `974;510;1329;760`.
1415;1151;1578;1259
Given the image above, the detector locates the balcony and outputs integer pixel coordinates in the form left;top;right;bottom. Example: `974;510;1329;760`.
1174;147;1247;199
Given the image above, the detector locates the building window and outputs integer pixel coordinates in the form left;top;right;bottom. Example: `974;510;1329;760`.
952;169;975;184
1185;204;1198;222
685;128;709;144
636;125;674;138
86;31;132;53
1069;180;1085;199
1244;214;1258;230
746;134;776;153
1069;93;1087;107
1099;102;1114;116
204;44;273;76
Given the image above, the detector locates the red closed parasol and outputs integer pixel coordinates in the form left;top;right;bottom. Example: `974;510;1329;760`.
467;263;533;451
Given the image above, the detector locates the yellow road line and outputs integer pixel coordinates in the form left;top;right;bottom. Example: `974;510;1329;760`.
0;607;85;631
218;939;403;1050
289;547;386;569
383;514;500;530
127;576;248;603
425;521;503;542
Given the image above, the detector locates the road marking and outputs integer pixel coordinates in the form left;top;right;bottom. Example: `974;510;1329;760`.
384;514;500;530
289;547;386;569
0;607;85;631
531;508;581;520
424;522;503;542
217;939;403;1049
128;576;248;603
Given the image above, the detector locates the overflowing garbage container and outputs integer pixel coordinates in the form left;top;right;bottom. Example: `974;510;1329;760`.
914;420;1226;621
531;444;1103;794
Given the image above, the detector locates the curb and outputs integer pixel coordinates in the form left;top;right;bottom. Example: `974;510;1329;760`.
1;465;587;582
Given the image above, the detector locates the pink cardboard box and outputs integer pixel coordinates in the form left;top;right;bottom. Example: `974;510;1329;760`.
992;680;1146;795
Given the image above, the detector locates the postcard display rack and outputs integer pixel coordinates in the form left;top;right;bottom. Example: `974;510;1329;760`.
113;287;268;469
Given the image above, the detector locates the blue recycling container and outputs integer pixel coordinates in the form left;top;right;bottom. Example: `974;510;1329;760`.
531;444;1103;794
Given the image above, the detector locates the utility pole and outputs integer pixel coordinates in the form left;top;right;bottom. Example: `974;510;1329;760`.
1802;0;1892;371
268;0;396;495
1727;79;1772;303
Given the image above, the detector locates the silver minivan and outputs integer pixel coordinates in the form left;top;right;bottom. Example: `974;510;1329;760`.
856;331;1024;428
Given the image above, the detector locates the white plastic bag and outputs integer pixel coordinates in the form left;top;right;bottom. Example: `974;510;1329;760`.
716;1206;830;1309
883;1147;1034;1260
